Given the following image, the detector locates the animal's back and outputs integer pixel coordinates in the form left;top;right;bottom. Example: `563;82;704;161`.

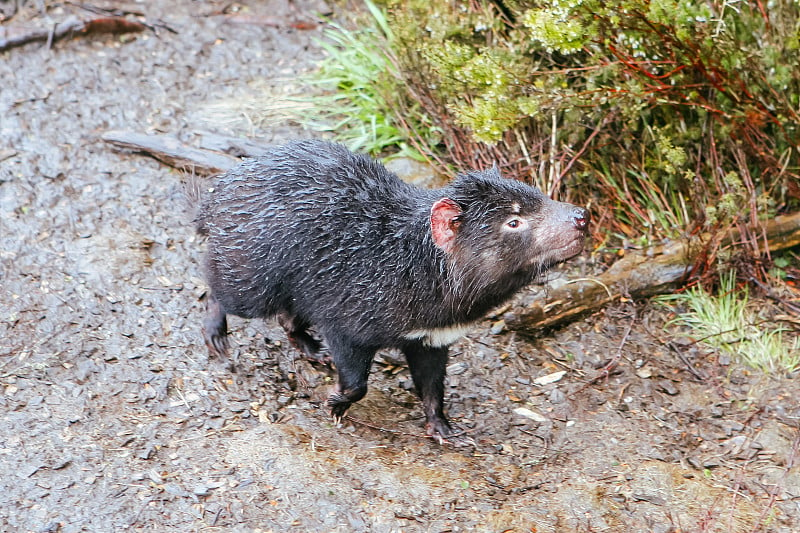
198;140;426;326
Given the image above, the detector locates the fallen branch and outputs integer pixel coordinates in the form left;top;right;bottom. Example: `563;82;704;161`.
221;15;319;31
506;210;800;333
64;1;145;18
0;16;146;52
101;131;239;176
197;132;272;158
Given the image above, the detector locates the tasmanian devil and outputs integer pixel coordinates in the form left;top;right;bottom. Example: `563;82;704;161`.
195;139;588;443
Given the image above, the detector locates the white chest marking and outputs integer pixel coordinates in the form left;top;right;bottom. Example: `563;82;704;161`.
403;324;473;347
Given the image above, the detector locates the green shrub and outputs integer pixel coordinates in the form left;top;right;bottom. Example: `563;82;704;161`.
308;0;800;278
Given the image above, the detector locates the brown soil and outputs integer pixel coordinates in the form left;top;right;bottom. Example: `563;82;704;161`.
1;1;798;531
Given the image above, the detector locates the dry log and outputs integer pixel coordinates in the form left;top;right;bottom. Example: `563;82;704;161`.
0;16;145;52
102;130;238;176
197;132;272;158
506;210;800;333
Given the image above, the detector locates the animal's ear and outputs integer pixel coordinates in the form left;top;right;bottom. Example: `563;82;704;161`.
430;198;462;253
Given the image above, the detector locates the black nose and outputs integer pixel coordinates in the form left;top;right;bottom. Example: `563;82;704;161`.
572;207;589;230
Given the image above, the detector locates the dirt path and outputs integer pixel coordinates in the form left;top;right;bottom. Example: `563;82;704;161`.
1;1;798;531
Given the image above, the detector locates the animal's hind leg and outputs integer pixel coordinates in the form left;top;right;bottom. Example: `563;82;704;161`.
202;291;229;357
324;333;377;422
278;312;331;365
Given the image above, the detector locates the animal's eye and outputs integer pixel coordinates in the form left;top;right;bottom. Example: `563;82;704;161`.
504;217;527;231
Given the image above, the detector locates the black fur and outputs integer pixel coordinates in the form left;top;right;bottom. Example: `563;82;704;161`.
196;140;588;443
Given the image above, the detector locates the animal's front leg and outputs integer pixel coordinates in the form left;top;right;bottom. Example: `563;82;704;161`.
403;342;469;444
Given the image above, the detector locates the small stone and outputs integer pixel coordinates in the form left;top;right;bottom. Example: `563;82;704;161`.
548;388;566;404
534;371;566;386
489;319;505;335
512;407;547;423
447;362;469;375
657;380;679;395
400;378;415;391
632;493;665;505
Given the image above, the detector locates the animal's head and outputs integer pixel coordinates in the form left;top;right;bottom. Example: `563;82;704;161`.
430;168;588;275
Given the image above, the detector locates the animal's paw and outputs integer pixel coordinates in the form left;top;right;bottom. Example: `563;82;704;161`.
426;419;476;448
327;394;351;426
203;327;230;357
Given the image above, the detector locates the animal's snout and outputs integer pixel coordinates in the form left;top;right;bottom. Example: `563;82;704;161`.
571;207;589;230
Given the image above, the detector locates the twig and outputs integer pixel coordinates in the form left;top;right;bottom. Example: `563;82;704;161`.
559;111;614;182
574;308;636;393
0;16;146;53
667;341;708;381
64;1;145;17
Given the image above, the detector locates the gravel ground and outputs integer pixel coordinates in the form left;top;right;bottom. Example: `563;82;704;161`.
1;1;798;531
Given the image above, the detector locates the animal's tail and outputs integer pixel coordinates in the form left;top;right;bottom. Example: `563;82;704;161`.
183;175;209;235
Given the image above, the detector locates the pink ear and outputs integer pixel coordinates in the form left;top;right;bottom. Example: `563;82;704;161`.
430;198;462;253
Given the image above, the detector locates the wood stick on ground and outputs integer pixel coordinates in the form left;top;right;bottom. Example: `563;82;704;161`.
101;130;239;176
0;16;146;53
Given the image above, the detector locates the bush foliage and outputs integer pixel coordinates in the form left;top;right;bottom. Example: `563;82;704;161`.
315;0;800;278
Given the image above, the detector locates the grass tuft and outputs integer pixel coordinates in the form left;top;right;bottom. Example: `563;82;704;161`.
298;1;432;160
658;272;800;374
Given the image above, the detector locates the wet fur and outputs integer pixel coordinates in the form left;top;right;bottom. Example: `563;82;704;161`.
196;140;587;443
